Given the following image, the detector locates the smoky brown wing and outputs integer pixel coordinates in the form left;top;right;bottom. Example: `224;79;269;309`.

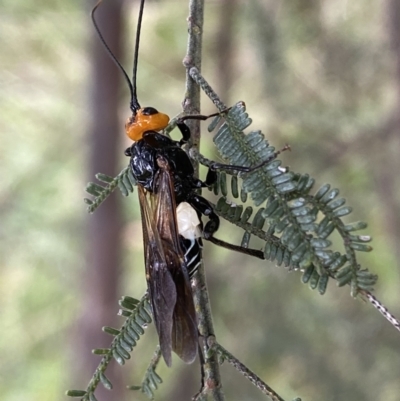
138;185;176;366
154;156;198;364
170;270;198;364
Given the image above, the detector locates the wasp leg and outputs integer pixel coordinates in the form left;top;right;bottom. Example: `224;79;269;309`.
204;168;217;186
188;194;264;260
207;236;264;259
189;194;220;236
209;144;291;173
175;108;231;146
189;168;217;190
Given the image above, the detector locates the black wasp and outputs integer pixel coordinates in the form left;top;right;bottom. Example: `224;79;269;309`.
92;0;268;367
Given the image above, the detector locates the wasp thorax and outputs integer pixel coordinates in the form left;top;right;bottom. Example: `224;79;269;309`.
125;107;170;141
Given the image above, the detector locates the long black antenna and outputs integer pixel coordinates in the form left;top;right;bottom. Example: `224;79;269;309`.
91;0;145;114
131;0;146;113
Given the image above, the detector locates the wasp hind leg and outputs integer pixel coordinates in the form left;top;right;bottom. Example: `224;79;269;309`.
188;194;264;260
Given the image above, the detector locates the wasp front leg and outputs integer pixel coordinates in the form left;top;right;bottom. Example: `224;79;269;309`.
175;109;231;147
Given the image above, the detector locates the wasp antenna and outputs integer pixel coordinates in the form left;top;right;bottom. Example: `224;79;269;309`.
130;0;146;114
91;0;136;112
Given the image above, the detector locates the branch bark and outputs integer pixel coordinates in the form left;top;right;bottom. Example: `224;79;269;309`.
182;1;225;400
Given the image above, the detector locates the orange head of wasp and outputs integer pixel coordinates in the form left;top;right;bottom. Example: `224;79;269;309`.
125;107;170;141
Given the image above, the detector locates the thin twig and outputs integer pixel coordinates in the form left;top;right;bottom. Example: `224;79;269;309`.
183;1;225;400
135;346;163;398
210;340;288;401
192;266;225;401
360;289;400;333
183;0;204;170
189;67;227;111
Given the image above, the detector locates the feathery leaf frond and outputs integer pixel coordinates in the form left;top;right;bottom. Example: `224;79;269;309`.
188;68;377;297
66;295;154;401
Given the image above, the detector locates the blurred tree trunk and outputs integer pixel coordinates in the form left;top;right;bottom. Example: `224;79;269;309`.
388;0;400;86
74;1;125;399
203;0;238;171
214;0;238;103
378;0;400;265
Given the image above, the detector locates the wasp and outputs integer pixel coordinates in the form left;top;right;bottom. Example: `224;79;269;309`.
92;0;272;367
91;0;208;366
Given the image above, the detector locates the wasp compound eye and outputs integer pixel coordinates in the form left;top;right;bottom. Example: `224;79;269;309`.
142;107;159;115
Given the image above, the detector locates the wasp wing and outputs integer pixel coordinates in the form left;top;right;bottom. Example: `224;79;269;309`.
137;156;198;366
170;269;198;364
153;157;198;365
138;185;176;366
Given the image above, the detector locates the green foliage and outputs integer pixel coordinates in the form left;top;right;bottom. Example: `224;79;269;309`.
84;168;135;213
66;295;157;401
204;102;376;297
127;346;163;400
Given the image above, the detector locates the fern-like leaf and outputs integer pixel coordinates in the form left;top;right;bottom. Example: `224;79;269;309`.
66;295;152;401
84;168;136;213
188;71;376;296
128;346;163;400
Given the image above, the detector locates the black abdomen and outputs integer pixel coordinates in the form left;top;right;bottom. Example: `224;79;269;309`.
180;237;202;278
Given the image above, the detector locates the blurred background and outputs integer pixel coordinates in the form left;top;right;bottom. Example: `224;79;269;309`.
1;0;400;400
